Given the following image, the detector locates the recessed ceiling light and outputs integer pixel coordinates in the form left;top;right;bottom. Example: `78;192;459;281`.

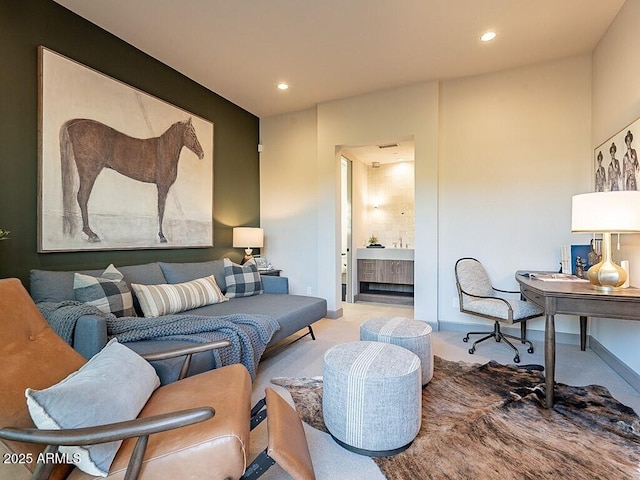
480;31;497;42
277;82;289;90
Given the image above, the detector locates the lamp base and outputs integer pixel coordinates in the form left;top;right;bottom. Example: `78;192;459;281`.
585;232;627;291
242;248;253;264
587;260;627;291
591;284;624;292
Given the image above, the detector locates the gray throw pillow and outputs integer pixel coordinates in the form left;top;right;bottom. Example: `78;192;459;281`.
223;258;264;298
25;339;160;477
159;260;227;293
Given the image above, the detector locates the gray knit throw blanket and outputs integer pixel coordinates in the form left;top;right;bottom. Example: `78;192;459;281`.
37;301;279;380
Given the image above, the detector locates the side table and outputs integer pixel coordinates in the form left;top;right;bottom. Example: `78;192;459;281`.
259;269;282;276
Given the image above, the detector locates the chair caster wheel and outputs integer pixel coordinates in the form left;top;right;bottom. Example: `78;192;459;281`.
468;348;475;355
496;337;501;342
513;356;521;363
463;337;469;343
527;347;534;354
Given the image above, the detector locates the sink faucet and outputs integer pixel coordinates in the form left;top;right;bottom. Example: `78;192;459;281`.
399;237;403;248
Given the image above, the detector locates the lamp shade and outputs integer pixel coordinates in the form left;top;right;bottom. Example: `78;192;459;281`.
571;191;640;233
232;227;264;248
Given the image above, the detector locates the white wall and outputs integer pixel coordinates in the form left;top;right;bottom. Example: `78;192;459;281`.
261;56;591;330
591;0;640;375
260;13;640;380
261;83;439;319
438;54;593;335
316;83;439;320
259;108;319;297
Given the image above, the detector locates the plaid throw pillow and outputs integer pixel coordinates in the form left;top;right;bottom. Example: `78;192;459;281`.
224;258;263;298
73;264;136;317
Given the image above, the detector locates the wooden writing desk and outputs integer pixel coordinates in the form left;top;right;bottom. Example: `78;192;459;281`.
515;272;640;407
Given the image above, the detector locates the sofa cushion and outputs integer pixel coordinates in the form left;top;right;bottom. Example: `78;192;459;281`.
159;260;226;293
131;275;228;318
104;364;251;479
25;339;160;476
188;293;327;345
31;268;103;304
73;264;136;317
30;263;167;306
224;258;263;298
117;263;168;287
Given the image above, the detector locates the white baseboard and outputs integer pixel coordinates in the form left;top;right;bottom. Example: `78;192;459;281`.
589;336;640;393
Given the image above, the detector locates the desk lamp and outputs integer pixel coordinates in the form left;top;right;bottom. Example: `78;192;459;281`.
571;191;640;290
233;227;264;263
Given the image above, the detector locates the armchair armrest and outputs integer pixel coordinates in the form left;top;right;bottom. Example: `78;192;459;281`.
139;340;231;381
0;407;214;446
0;407;214;480
262;276;289;294
74;314;108;359
460;291;513;307
458;289;515;322
492;287;520;294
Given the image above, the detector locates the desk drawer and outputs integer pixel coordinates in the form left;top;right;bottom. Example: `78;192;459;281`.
521;287;544;308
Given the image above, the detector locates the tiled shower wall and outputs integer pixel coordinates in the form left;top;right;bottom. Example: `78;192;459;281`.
365;162;415;248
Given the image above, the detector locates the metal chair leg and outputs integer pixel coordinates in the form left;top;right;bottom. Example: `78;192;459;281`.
463;322;501;355
464;321;534;363
496;332;521;363
502;332;534;354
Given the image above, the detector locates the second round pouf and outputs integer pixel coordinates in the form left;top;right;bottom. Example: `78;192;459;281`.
322;341;422;456
360;316;434;385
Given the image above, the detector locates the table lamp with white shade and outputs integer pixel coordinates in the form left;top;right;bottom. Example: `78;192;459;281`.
233;227;264;263
571;191;640;290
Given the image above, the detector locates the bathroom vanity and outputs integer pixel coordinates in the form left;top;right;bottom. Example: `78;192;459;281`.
356;248;414;305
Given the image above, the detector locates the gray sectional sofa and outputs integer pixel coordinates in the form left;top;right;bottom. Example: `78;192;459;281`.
30;260;327;383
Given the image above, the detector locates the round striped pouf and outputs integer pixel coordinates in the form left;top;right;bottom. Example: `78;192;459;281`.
360;317;434;385
322;341;422;456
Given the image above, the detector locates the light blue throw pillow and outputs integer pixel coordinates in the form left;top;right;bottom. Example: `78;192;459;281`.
25;339;160;477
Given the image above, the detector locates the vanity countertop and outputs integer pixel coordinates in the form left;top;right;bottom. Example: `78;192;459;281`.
357;247;414;261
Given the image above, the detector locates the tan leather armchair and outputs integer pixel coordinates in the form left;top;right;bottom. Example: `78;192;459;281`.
0;278;314;480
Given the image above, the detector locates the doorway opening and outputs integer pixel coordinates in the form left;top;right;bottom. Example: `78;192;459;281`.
340;157;352;302
340;138;415;305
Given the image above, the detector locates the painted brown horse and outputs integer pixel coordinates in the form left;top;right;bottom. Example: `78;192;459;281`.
60;118;204;243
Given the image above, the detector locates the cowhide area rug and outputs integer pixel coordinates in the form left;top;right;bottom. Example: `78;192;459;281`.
272;356;640;479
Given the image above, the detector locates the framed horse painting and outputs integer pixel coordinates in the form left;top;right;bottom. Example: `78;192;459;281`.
38;46;214;252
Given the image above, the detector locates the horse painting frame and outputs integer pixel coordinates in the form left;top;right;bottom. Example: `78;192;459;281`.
38;46;214;252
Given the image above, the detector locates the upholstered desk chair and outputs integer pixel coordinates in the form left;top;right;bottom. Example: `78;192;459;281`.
0;278;314;480
454;258;543;363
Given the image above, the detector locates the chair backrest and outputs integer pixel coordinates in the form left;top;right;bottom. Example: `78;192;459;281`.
0;278;86;475
455;258;494;298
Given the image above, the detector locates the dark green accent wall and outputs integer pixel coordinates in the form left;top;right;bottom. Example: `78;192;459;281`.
0;0;260;286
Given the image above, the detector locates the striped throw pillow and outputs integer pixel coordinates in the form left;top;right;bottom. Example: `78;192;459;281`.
74;264;136;317
131;275;227;318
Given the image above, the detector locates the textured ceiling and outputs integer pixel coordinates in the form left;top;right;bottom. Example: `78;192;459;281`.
55;0;624;118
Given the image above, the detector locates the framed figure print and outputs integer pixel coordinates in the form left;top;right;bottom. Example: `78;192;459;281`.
594;116;640;193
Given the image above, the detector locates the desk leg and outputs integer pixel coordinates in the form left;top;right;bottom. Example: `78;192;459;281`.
580;316;587;351
545;313;556;408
